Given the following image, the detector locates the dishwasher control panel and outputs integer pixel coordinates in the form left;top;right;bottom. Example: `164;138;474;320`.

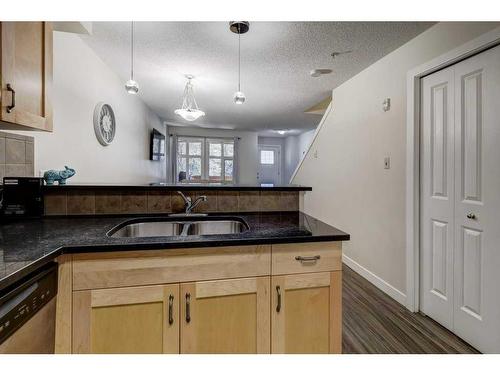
0;264;57;344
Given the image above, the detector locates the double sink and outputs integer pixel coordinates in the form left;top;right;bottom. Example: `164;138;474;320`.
108;215;249;238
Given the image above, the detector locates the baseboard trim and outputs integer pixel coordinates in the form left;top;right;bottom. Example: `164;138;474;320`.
342;254;407;306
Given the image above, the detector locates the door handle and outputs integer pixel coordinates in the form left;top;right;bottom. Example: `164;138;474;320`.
466;213;477;220
6;84;15;113
276;286;281;313
185;293;191;323
168;294;174;325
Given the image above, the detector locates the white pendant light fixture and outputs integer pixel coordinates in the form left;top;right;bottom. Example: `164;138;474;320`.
230;21;249;104
125;21;139;94
174;75;205;122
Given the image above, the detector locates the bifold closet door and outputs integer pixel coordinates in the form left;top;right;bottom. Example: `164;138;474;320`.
452;45;500;353
421;44;500;353
420;65;456;330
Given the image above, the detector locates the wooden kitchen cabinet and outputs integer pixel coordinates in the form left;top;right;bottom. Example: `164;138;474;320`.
57;243;343;354
180;277;270;353
271;271;342;353
0;22;53;131
72;284;180;354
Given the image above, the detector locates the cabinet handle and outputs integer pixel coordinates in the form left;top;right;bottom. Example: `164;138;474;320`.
6;84;15;113
185;293;191;323
276;286;281;313
168;294;174;325
467;213;477;220
295;255;321;263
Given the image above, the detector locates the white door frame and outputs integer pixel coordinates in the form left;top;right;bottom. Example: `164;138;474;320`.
405;26;500;312
258;144;282;185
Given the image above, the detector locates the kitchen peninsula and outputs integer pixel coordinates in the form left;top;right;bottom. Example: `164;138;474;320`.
0;183;349;354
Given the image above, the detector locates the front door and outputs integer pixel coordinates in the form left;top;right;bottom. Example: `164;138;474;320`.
257;145;281;185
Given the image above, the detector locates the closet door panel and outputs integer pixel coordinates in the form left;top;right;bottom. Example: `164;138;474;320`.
420;66;455;330
453;44;500;354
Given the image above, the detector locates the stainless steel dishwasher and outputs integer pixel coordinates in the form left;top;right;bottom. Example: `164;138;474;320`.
0;263;57;354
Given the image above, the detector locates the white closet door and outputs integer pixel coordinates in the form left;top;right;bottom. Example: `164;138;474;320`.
420;66;456;330
453;45;500;353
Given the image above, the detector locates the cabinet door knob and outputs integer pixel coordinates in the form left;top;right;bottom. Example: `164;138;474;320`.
276;286;282;313
467;213;477;220
6;84;15;113
168;294;174;325
185;293;191;323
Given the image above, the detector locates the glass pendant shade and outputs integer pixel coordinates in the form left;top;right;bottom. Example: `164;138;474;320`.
175;77;205;122
125;79;139;94
231;22;248;105
174;108;205;121
233;91;246;104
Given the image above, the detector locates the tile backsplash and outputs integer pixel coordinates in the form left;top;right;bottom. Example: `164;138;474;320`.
0;131;35;182
44;189;300;216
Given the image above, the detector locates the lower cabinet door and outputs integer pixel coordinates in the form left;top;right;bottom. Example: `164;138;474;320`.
271;272;342;353
180;277;270;353
72;284;179;353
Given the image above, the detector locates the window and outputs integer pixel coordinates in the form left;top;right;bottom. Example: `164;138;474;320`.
208;139;234;182
176;137;235;182
177;138;203;181
260;150;275;165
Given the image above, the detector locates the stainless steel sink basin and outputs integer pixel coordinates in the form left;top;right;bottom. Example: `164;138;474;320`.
108;217;248;238
109;221;185;238
186;220;247;236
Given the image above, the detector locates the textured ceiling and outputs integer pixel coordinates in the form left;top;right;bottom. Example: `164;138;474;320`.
81;22;434;134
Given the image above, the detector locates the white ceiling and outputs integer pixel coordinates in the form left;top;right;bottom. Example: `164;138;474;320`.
80;22;434;135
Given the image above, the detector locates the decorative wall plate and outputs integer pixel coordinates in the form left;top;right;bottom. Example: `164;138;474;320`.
93;102;116;146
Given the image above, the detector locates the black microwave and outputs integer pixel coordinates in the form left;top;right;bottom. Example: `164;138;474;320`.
1;177;44;218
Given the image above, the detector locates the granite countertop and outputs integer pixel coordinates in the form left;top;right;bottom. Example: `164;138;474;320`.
0;211;349;293
42;182;312;191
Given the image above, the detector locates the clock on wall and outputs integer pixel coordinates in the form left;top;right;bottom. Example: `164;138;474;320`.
93;102;116;146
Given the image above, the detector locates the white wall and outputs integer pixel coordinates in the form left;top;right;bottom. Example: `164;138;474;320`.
12;31;166;183
168;126;258;184
292;22;500;295
284;130;315;183
258;136;285;184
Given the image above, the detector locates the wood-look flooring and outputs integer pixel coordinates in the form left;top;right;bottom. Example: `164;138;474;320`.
342;265;479;354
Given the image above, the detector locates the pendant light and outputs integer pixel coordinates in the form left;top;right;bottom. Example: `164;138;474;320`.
230;21;249;104
125;21;139;94
174;75;205;121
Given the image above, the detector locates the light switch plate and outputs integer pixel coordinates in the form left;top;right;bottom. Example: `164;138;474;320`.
384;157;390;169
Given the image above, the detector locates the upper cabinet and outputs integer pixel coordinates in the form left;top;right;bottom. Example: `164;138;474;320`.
0;22;53;131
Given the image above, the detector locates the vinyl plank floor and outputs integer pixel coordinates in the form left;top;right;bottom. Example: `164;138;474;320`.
342;265;479;354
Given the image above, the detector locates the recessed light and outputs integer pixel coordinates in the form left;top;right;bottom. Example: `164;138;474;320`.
310;69;333;78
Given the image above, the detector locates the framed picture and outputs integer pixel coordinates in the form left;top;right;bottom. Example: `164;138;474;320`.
150;129;166;161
